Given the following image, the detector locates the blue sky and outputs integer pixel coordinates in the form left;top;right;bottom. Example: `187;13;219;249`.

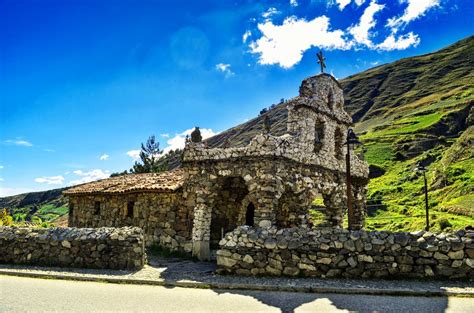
0;0;472;196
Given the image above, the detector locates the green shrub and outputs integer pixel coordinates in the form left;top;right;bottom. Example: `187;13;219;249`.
438;218;452;230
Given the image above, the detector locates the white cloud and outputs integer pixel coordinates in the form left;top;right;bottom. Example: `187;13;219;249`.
249;15;349;68
162;128;218;154
215;63;235;78
262;7;280;19
126;150;141;160
332;0;365;10
387;0;440;32
0;165;3;170
0;178;4;182
35;175;65;185
43;149;55;152
69;169;110;186
160;133;170;138
376;32;420;50
4;139;33;147
335;0;351;10
242;30;252;43
99;154;109;161
290;0;298;7
348;0;385;47
0;187;38;197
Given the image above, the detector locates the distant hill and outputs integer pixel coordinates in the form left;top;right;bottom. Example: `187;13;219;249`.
2;36;473;230
0;188;68;224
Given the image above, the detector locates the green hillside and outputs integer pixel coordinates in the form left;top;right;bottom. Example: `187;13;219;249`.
0;188;68;225
343;36;474;231
1;36;473;231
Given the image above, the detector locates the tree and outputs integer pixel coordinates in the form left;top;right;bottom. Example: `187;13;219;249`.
131;135;167;173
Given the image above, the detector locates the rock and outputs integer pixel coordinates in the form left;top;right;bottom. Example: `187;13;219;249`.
283;267;300;276
217;256;238;268
371;238;385;245
242;254;254;264
466;258;474;268
347;257;357;268
448;250;464;260
264;238;277;249
434;252;449;260
466;249;474;259
61;240;71;249
265;265;282;275
357;255;373;263
316;257;332;264
344;240;356;252
298;263;316;271
424;266;434;277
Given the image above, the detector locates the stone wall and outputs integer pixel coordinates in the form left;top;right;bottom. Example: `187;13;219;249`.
0;226;145;270
217;226;474;280
69;192;194;253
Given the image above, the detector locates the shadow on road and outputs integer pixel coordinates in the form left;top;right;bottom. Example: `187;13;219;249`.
149;256;453;313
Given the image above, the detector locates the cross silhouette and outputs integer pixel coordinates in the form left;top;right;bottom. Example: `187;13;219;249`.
317;50;326;73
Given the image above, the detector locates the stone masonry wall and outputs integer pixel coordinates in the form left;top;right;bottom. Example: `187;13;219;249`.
0;226;145;270
217;226;474;280
69;192;194;253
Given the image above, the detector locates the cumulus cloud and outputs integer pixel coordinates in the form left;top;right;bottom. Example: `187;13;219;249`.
290;0;298;7
249;15;349;68
126;150;141;160
242;30;252;43
348;0;385;47
35;175;65;185
69;169;110;186
376;32;420;50
249;1;430;68
4;139;33;147
215;63;235;78
99;154;109;161
160;133;170;138
162;128;218;154
387;0;440;32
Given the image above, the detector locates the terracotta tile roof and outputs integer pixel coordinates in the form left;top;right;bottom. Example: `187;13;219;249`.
63;169;185;195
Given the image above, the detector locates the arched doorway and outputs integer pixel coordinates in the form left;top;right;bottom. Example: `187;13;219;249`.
210;177;248;249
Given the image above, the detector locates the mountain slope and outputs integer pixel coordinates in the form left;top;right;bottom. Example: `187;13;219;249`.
0;188;68;224
2;36;473;230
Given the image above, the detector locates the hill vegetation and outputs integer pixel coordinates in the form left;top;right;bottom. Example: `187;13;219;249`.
1;36;473;231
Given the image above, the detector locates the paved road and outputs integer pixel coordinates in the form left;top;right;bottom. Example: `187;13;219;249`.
1;275;473;313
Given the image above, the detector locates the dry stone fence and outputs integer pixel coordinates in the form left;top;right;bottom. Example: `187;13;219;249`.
0;226;145;270
216;226;474;279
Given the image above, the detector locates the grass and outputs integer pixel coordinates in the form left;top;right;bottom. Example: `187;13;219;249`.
10;204;68;223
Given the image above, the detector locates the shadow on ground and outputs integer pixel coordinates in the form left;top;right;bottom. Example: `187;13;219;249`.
149;256;455;313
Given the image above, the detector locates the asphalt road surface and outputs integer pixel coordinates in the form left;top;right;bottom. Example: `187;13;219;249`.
1;275;473;313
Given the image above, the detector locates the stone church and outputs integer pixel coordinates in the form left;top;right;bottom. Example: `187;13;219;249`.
64;73;369;260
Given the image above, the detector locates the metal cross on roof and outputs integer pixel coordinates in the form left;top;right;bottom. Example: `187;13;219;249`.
317;50;326;73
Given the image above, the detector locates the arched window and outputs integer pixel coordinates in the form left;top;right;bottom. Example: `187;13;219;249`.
94;201;101;215
127;201;135;218
245;203;255;226
314;121;325;153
